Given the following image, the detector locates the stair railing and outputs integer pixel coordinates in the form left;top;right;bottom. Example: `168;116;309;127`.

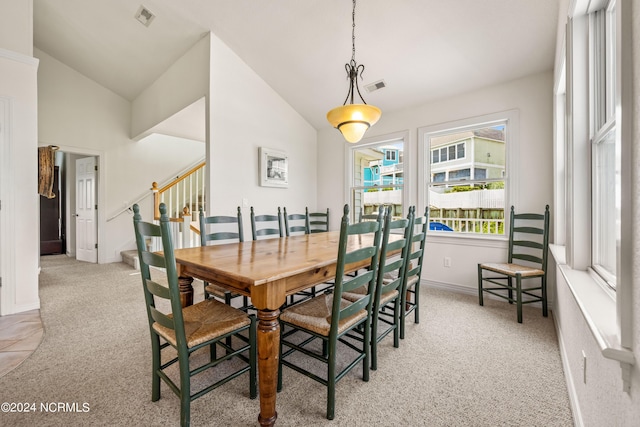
150;161;205;250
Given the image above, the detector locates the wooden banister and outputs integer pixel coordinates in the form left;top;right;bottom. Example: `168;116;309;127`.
152;162;206;220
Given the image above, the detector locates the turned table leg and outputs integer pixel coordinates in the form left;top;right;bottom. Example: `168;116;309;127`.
257;308;280;427
177;276;194;308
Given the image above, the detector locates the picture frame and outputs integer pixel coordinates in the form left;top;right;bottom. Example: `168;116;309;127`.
259;147;288;188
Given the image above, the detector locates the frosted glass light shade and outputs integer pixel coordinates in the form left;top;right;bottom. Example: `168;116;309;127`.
326;104;382;143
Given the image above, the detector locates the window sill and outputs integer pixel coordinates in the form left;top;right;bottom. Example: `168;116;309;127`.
426;232;507;248
550;244;635;392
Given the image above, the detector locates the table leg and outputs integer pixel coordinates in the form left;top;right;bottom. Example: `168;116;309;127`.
257;308;280;427
177;276;194;307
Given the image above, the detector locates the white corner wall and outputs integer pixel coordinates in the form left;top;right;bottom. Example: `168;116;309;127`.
207;32;317;223
0;50;40;315
318;71;554;294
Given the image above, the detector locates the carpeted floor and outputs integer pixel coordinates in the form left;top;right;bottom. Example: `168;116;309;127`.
0;255;573;426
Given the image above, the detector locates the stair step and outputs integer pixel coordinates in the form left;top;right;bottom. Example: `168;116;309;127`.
121;250;139;270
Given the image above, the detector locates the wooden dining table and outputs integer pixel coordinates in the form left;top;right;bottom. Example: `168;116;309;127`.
171;230;385;426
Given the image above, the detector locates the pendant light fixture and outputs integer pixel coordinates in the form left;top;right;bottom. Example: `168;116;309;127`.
326;0;381;143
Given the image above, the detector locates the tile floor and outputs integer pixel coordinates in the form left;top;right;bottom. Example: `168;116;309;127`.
0;309;43;377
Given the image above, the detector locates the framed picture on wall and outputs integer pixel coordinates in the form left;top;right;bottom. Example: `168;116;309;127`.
259;147;288;188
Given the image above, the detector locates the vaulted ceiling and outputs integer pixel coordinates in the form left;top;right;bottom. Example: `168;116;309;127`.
33;0;559;131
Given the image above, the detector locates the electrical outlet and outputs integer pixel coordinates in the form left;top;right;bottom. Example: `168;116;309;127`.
443;257;452;268
582;350;587;384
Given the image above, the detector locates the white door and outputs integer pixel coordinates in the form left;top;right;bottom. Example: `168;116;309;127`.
75;157;97;263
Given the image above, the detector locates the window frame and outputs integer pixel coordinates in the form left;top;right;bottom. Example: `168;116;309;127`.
589;0;619;289
344;130;410;223
418;110;519;240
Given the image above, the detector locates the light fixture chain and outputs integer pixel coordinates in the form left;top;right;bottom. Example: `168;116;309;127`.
351;0;356;62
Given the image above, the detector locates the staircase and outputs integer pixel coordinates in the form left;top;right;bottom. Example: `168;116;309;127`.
121;162;206;270
121;249;139;270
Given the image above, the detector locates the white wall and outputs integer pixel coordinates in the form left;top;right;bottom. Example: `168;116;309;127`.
0;1;32;56
318;71;554;294
131;36;209;140
35;49;205;263
207;33;317;225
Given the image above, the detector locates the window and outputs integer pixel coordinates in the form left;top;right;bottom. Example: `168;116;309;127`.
590;1;618;287
431;142;466;164
348;132;408;223
420;113;515;236
385;150;397;162
432;150;440;164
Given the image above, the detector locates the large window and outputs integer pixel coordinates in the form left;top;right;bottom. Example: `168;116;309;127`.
590;1;619;288
348;133;407;223
421;118;510;236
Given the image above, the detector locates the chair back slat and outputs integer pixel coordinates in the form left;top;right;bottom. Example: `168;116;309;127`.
513;240;544;250
514;226;544;235
514;213;545;221
512;253;544;264
507;205;550;270
307;207;329;233
283;207;309;236
200;207;244;245
149;305;175;330
331;205;383;330
145;279;171;300
251;206;283;240
341;269;376;294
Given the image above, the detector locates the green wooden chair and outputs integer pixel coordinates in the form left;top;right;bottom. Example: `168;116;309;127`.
250;206;283;240
478;205;550;323
283;207;309;236
277;204;383;420
199;207;250;309
133;203;257;427
399;206;428;339
343;206;414;370
306;207;329;233
284;207;317;305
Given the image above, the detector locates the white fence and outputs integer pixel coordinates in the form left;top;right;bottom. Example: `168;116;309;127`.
429;188;504;209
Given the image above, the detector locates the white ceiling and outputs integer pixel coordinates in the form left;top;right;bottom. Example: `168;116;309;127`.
33;0;560;132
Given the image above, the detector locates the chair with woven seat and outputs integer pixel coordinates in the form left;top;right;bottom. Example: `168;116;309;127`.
478;205;550;323
306;207;329;233
250;206;283;240
343;206;414;370
284;207;317;305
399;206;428;339
283;207;309;236
277;204;383;420
133;203;257;427
199;207;250;310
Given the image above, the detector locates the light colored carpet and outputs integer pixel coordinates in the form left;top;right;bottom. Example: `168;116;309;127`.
0;255;573;426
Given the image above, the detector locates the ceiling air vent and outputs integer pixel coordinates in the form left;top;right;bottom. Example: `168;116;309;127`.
135;5;156;27
365;80;386;93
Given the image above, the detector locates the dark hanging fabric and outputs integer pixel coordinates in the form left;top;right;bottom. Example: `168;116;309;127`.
38;146;56;199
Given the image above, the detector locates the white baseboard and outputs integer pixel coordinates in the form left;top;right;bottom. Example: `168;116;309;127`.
554;312;583;427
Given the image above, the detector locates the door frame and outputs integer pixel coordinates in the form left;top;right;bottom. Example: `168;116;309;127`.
38;144;105;264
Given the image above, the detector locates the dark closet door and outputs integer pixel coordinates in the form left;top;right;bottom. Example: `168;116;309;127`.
40;166;63;255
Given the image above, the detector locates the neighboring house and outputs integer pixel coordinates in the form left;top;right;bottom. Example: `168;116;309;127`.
363;147;403;187
430;128;505;186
